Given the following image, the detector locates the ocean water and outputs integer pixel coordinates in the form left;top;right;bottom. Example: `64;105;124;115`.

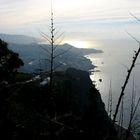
87;39;140;127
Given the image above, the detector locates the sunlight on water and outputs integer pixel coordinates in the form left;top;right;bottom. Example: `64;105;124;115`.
87;42;140;127
86;54;109;103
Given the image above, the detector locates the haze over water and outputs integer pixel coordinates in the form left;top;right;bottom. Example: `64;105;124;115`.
87;39;140;126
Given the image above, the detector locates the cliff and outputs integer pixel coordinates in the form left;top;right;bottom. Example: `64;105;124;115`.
0;68;116;140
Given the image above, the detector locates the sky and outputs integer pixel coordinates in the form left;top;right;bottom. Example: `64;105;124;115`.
0;0;140;48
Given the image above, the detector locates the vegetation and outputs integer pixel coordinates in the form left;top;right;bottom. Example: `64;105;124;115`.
0;63;115;140
39;4;72;92
0;39;24;83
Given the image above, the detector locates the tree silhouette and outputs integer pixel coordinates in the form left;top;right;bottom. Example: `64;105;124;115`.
0;39;24;83
39;1;71;91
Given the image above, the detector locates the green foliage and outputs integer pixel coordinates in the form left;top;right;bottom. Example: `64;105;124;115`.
0;39;24;83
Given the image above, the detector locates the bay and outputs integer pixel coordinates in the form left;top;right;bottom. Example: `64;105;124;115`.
87;39;140;127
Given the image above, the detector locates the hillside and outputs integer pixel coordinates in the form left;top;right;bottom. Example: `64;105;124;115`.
8;42;102;73
0;68;116;140
0;33;102;73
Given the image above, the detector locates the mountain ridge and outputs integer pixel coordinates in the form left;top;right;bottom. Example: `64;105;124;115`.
0;33;103;73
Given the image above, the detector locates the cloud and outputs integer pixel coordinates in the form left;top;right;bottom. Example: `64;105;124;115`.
0;0;140;40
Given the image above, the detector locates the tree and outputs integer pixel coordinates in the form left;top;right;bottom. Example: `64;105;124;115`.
0;39;24;83
39;1;71;91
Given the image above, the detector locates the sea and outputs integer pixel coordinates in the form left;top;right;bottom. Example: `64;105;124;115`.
86;39;140;128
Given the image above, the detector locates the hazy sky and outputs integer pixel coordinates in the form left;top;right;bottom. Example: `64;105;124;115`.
0;0;140;48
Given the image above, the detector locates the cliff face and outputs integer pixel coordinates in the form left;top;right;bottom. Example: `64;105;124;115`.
64;68;113;139
0;68;115;140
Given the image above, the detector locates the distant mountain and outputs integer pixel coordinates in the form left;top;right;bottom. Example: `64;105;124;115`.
60;43;103;54
0;33;103;73
0;33;40;44
8;43;99;73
